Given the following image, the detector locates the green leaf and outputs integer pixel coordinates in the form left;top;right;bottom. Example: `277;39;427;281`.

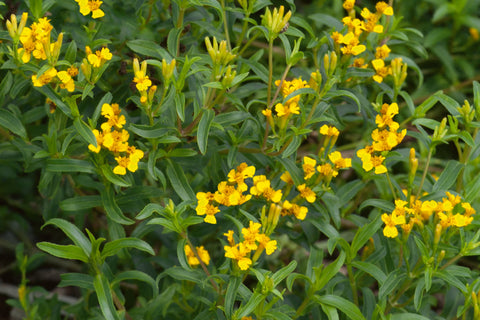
351;261;387;285
136;203;165;220
197;109;215;155
236;292;264;319
0;108;27;139
101;189;134;225
101;238;154;259
128;123;174;140
324;89;361;112
167;28;182;56
148;217;180;233
42;218;91;256
272;261;297;287
73;118;97;147
37;242;89;262
379;270;406;301
313;295;366;320
64;40;77;64
277;157;303;186
225;276;241;319
316;251;345;291
434;270;467;293
60;195;102;211
413;92;439;118
359;199;395;212
93;274;121;320
111;270;158;297
432;160;464;193
166;160;196;201
282;88;317;105
46;159;96;174
101;165;131;187
126;39;171;60
36;85;71;117
351;214;382;256
390;313;430;320
162;266;203;284
59;273;94;290
282;135;301;158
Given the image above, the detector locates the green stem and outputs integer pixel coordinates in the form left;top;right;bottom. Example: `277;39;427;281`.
267;39;274;107
385;171;398;200
236;12;250;48
347;263;359;306
415;149;433;200
219;0;231;51
238;32;260;56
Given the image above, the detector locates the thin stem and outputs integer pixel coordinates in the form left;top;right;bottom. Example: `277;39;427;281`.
385;171;398;200
236;13;250;48
184;235;220;293
347;263;359;306
415;149;432;200
267;39;274;107
238;32;260;56
220;0;231;51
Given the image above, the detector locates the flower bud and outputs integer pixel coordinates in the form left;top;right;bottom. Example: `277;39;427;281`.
434;223;443;246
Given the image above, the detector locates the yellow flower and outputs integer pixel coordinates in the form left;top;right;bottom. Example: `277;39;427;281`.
57;71;75;92
31;68;57;87
317;163;338;178
470;28;480;41
381;212;405;238
375;44;391;59
184;245;210;266
375;1;394;16
87;46;112;68
75;0;105;19
227;163;256;191
340;32;366;56
319;124;340;137
282;200;308;220
372;59;391;83
343;0;355;11
303;156;317;180
280;171;294;185
328;151;352;169
224;243;252;270
297;184;316;203
224;230;235;246
113;154;141;175
88;129;103;153
256;234;277;255
250;175;282;203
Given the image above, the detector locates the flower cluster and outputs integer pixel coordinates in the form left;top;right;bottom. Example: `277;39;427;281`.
132;58;156;105
315;125;352;185
195;163;255;224
18;16;53;63
357;103;406;174
81;46;112;83
263;75;311;131
223;221;277;270
333;1;405;84
31;66;78;92
75;0;105;19
88;103;144;175
382;192;475;239
262;5;292;40
184;245;210;267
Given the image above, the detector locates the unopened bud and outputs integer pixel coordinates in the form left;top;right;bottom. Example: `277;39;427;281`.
437;250;445;264
434;223;443;245
409;148;418;177
432;117;448;142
